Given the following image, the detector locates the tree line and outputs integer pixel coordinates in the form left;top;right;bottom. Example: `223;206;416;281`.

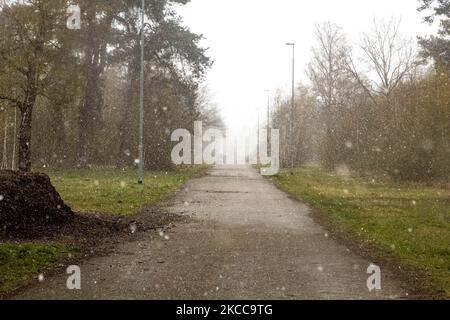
272;0;449;182
0;0;223;172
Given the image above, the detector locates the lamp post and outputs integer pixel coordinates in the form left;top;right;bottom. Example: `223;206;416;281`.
257;107;260;165
138;0;145;184
285;43;295;170
265;89;270;153
11;106;17;170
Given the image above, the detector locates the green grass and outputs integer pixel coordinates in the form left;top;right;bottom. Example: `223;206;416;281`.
0;243;76;294
271;167;450;298
46;166;209;216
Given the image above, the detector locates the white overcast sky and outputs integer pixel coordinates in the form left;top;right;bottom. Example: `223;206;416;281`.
176;0;437;131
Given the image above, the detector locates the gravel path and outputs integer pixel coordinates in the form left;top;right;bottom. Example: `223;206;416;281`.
16;165;407;300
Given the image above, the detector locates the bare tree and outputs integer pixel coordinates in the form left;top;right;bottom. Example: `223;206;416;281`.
1;110;7;170
196;85;225;130
347;18;416;102
307;22;351;169
11;106;16;170
307;22;350;112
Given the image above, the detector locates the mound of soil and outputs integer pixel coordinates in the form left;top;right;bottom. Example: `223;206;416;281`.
0;170;74;233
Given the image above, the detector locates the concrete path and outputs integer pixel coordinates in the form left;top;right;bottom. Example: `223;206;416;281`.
16;165;407;300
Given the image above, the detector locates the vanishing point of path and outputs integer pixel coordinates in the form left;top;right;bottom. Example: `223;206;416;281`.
16;165;407;300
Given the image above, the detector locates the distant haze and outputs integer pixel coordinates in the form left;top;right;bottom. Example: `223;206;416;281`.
177;0;437;131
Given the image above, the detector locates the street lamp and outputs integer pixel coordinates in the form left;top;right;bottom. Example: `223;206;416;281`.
285;43;295;170
138;0;145;184
257;107;260;165
265;89;270;153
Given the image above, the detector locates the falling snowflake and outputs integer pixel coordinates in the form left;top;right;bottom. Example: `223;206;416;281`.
38;274;45;282
129;222;137;234
422;140;434;152
0;195;4;201
335;164;350;177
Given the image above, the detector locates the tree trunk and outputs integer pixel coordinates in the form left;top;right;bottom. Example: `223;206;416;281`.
77;76;96;167
116;60;138;168
11;106;17;170
77;50;103;167
1;115;8;170
51;103;66;165
18;105;33;172
76;12;111;167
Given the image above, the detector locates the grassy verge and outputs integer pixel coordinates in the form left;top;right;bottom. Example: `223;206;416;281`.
270;167;450;298
46;166;209;216
0;243;77;294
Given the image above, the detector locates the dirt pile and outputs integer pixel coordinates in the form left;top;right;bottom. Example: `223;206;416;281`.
0;170;73;232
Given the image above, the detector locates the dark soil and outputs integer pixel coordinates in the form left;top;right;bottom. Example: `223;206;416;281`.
0;192;184;300
0;170;73;233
